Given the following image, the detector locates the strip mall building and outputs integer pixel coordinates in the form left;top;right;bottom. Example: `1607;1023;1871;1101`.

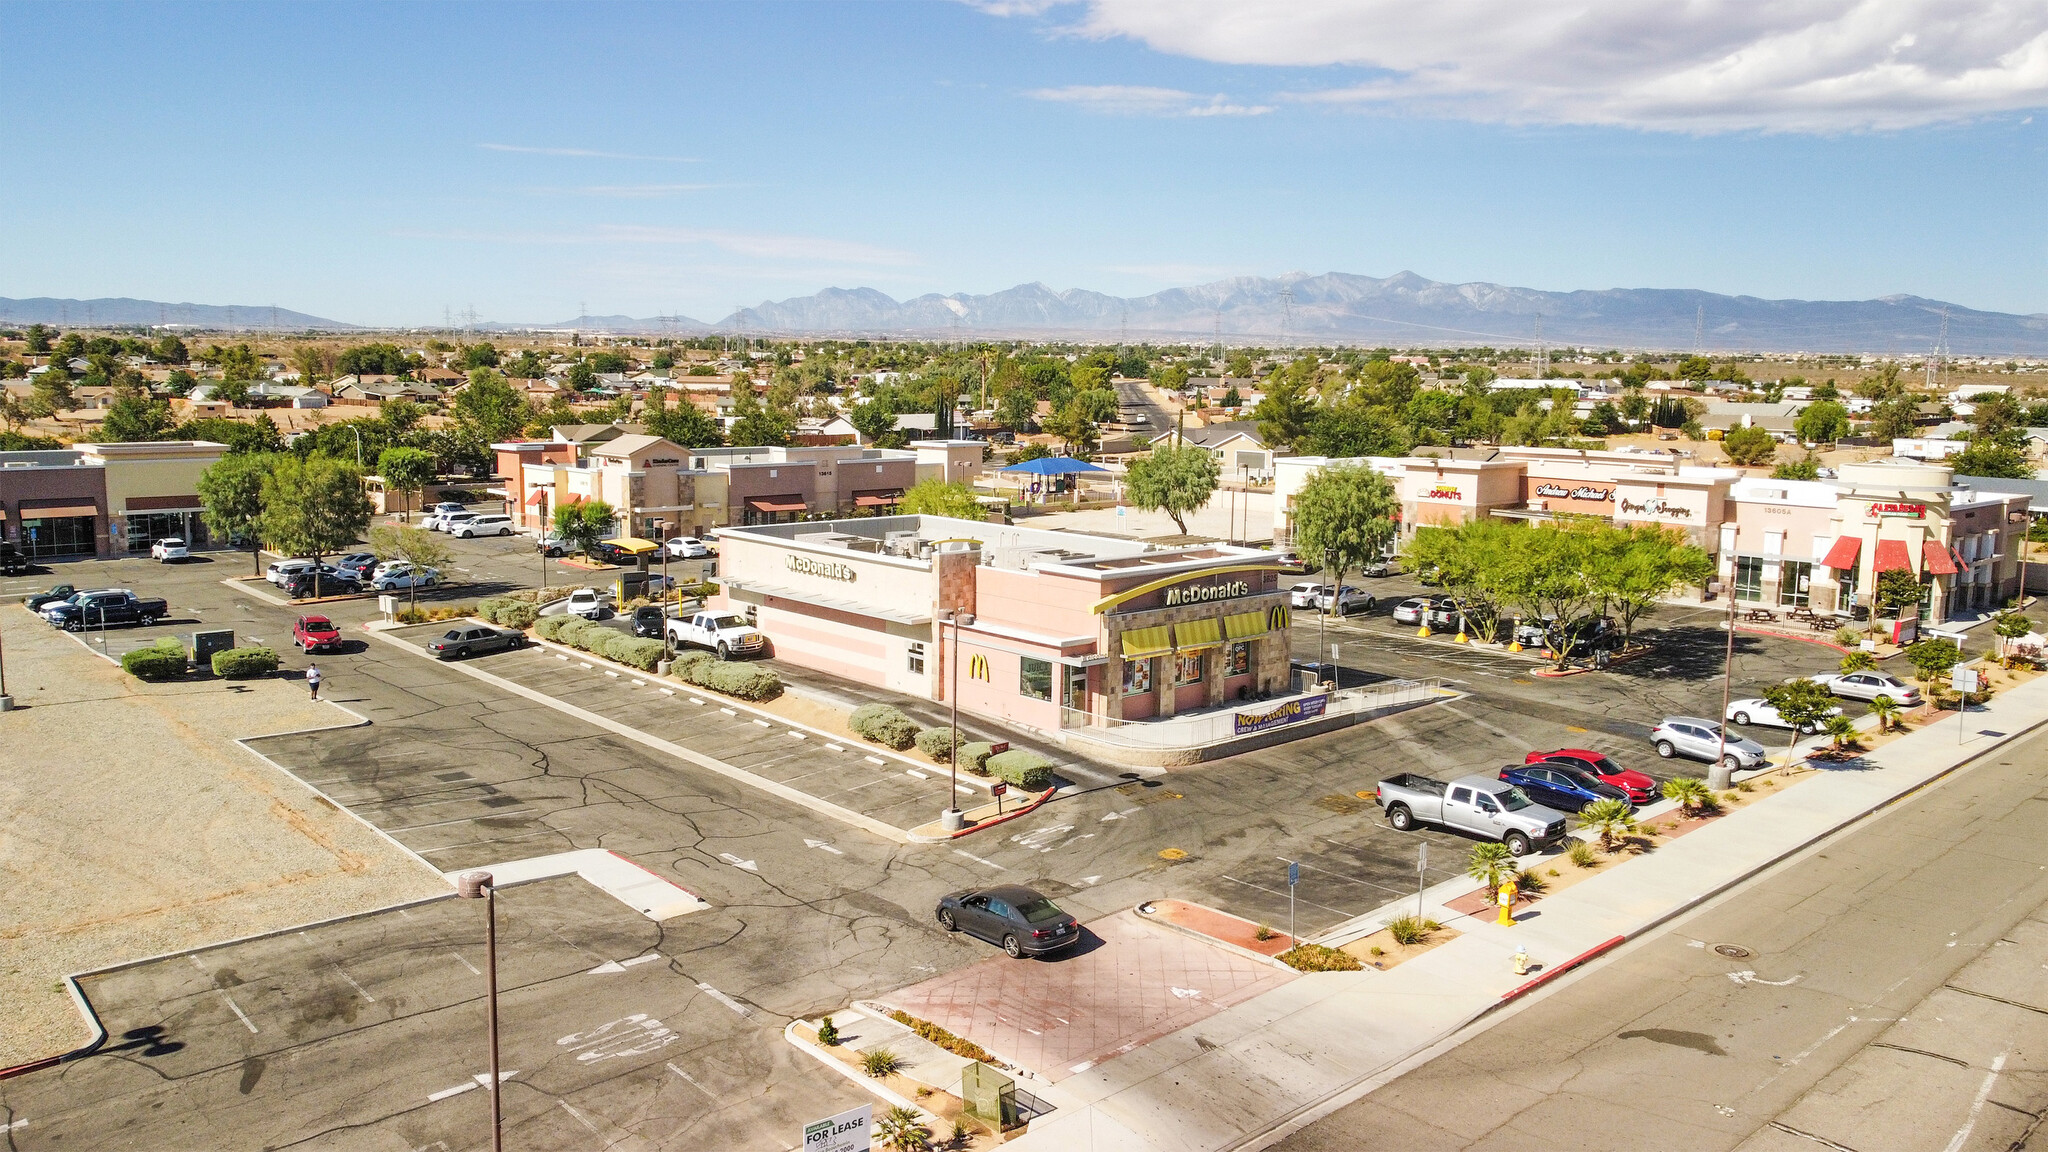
711;516;1294;732
1274;448;2030;624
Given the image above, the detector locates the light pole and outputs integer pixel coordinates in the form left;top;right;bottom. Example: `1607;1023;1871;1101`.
456;871;503;1152
1709;577;1738;790
348;425;363;468
941;608;975;832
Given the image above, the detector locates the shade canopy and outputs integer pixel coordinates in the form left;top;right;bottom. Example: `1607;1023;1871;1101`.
999;456;1107;476
1922;539;1957;576
1873;538;1915;573
1820;535;1860;570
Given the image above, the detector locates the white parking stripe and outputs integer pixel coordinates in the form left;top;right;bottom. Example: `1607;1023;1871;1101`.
216;990;259;1033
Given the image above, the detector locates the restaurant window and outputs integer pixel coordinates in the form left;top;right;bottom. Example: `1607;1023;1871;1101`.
1733;556;1764;602
1175;652;1205;686
1778;561;1812;608
1019;657;1053;701
1225;641;1251;677
906;641;925;674
1121;657;1153;696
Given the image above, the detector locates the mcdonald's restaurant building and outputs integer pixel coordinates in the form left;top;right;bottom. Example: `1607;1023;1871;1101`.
711;515;1296;735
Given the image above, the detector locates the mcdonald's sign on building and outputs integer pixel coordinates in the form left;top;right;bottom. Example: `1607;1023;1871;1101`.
967;653;990;681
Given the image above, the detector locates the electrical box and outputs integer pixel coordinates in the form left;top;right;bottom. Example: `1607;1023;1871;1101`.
191;629;235;665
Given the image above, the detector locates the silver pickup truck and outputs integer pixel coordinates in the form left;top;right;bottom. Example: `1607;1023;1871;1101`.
1374;773;1569;857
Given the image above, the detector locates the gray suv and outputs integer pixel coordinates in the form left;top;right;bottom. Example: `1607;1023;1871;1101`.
1651;716;1767;771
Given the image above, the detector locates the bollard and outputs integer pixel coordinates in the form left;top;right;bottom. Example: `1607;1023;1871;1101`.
1454;631;1469;644
1417;624;1431;639
1496;878;1519;926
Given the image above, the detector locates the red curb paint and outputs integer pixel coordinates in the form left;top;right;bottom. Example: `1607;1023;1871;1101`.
942;786;1057;838
0;1055;62;1081
1501;934;1626;1000
1735;625;1852;654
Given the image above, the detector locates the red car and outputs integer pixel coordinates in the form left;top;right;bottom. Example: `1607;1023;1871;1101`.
1524;748;1657;803
293;614;343;653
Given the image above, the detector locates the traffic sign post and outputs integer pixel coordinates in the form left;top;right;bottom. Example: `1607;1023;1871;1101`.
1286;860;1299;947
1417;842;1428;920
991;780;1007;816
1953;667;1980;745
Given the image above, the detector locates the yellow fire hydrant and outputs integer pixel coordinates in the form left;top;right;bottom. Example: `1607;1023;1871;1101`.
1512;946;1531;975
1496;878;1519;926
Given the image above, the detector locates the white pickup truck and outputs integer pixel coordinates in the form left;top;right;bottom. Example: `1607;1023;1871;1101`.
1375;772;1570;857
665;609;767;660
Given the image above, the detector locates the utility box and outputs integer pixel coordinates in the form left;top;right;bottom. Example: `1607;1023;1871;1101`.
960;1062;1016;1128
192;629;235;666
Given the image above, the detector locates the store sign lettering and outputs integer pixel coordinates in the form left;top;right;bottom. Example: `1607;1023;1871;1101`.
1420;484;1462;501
1620;497;1694;519
786;555;858;582
1869;502;1927;519
1163;579;1252;606
1534;483;1612;502
1233;693;1330;736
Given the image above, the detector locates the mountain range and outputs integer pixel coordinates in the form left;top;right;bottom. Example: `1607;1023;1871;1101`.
8;272;2047;354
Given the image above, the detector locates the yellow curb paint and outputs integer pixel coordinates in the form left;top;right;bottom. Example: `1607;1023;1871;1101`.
1158;848;1188;861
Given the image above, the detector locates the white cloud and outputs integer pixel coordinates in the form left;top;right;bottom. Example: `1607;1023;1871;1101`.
479;143;701;162
1012;1;2048;132
1026;84;1274;116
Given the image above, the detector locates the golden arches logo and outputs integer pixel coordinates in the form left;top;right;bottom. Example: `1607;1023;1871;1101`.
1269;605;1291;630
968;653;990;681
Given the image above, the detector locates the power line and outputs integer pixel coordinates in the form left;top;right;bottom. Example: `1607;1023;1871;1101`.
1924;305;1950;390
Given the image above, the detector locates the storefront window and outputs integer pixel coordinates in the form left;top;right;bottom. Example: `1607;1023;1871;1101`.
1019;657;1052;701
1121;657;1153;696
1733;556;1764;602
1778;561;1812;608
21;516;95;560
1837;567;1858;612
1175;652;1205;686
1225;642;1251;677
906;642;925;674
125;511;199;553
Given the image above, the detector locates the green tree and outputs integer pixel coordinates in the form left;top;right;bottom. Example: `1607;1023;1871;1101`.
375;446;438;521
728;387;794;447
1771;455;1821;481
1042;400;1099;456
367;524;454;611
335;343;413;376
995;385;1036;431
180;414;284;454
1995;610;2035;663
459;342;501;370
259;455;374;595
28;370;74;416
198;452;277;575
1225;349;1255;378
850;399;901;447
1722;424;1777;466
1867;396;1920;441
1591;524;1712;648
452;369;534;443
552;499;615;559
1875;567;1923;616
585;350;630;374
1904;637;1962;687
100;395;175;442
1855;363;1907;402
1292;464;1398;608
1949;439;2034;479
642;386;723;448
153;334;188;363
897;478;985;519
1250;373;1316;451
1300;396;1410;458
650;350;675;372
212;343;264;383
1466;842;1515;900
1795;399;1851;443
564;360;599;393
289;344;329;384
1124;442;1219;535
1761;677;1841;762
874;1106;932;1152
24;324;54;353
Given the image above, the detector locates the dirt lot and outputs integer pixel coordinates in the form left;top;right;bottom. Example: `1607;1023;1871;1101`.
0;609;446;1067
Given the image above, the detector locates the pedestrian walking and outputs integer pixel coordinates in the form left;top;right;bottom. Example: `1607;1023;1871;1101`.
307;662;323;701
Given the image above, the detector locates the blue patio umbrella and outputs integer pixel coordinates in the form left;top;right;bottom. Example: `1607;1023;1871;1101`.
997;456;1107;476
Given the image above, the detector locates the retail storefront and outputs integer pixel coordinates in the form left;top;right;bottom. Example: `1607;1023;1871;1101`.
0;441;228;560
713;516;1294;734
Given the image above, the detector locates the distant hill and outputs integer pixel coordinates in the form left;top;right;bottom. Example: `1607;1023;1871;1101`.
0;296;354;331
719;272;2048;355
482;313;714;334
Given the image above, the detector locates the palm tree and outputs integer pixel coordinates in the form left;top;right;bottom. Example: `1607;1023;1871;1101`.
1868;694;1901;733
1466;842;1515;900
1661;776;1714;817
1823;713;1859;750
1579;797;1638;853
875;1106;932;1152
1839;650;1877;674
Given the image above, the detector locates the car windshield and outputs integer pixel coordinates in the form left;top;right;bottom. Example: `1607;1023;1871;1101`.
1496;786;1533;811
1591;756;1622;774
305;618;333;629
709;614;748;630
1017;897;1065;923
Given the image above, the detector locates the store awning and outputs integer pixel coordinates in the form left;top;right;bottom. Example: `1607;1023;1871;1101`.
600;537;663;555
852;492;901;508
1820;535;1861;570
746;497;808;513
1923;539;1958;576
1874;538;1915;573
1224;610;1268;641
1174;617;1223;652
524;489;548;506
1119;625;1173;659
17;502;97;519
561;493;586;507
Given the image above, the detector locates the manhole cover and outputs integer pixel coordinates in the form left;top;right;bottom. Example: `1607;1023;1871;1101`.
1714;944;1754;959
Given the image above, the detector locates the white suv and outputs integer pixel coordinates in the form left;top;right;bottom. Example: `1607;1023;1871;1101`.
453;515;515;538
1651;716;1767;771
150;538;190;562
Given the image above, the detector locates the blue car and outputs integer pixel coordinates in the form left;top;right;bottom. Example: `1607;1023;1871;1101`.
1498;762;1632;814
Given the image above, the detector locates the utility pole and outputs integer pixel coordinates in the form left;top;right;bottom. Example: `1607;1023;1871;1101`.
1709;581;1738;790
1694;305;1704;357
1925;306;1950;390
1533;313;1547;378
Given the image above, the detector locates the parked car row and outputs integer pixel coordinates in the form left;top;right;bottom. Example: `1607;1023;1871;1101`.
35;588;168;632
264;555;441;598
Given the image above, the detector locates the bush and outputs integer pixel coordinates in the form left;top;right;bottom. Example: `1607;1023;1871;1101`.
122;637;187;680
670;650;716;681
1278;943;1361;972
985;749;1053;791
850;703;921;750
1384;915;1433;945
1662;775;1718;817
605;636;666;671
957;741;995;775
1567;840;1598;868
861;1048;900;1077
477;596;540;630
1835;627;1861;647
533;614;577;642
886;1010;995;1064
212;646;280;678
691;661;781;701
815;1017;839;1047
914;726;961;762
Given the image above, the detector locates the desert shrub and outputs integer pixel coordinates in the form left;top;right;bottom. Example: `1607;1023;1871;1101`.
1384;915;1433;945
425;604;474;621
885;1010;995;1063
554;617;605;649
534;614;577;642
985;749;1053;791
607;636;666;671
1835;627;1861;647
122;637;187;680
850;703;920;749
1567;840;1598;868
957;741;995;775
395;607;428;624
478;597;540;629
815;1017;839;1046
914;726;961;762
1514;867;1547;894
1278;943;1361;972
1254;924;1275;941
861;1048;900;1077
212;646;280;678
669;650;716;681
692;661;781;700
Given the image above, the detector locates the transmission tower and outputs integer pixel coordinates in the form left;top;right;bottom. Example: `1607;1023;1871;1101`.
462;305;479;335
1213;309;1223;370
1119;302;1128;357
444;305;453;332
1924;306;1950;390
1279;285;1295;347
1533;313;1548;377
1693;305;1704;356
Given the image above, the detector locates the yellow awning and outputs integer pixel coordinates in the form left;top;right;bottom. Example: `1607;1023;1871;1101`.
1174;618;1223;652
600;537;663;554
1119;625;1173;660
1224;610;1268;641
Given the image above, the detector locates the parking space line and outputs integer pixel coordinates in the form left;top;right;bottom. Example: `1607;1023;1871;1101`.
865;756;886;765
216;989;259;1033
1219;874;1358;917
954;849;1005;870
720;707;736;716
428;1081;478;1103
905;769;928;779
695;982;752;1017
334;967;376;1003
450;952;480;975
387;810;536;833
417;829;559;855
825;743;844;752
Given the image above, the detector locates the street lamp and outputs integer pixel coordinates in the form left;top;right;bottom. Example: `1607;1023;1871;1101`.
940;608;975;832
455;871;503;1152
1709;578;1738;791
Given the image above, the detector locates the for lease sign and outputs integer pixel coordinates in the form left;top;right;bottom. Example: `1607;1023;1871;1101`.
804;1104;871;1152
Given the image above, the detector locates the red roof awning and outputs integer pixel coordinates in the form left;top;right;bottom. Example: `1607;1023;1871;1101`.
1874;538;1915;574
852;494;899;508
746;497;807;513
562;494;585;506
1953;545;1972;571
523;489;547;506
1820;535;1861;570
1922;539;1957;576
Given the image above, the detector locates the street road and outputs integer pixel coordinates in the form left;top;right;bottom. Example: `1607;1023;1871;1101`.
1272;721;2048;1152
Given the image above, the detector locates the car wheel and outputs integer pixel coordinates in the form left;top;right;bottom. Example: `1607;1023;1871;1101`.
938;909;957;932
716;642;730;660
1504;832;1532;857
1386;804;1414;831
455;646;471;659
1655;740;1676;759
1721;754;1743;772
500;527;512;536
1002;934;1024;959
140;615;157;626
1732;711;1751;725
65;620;83;632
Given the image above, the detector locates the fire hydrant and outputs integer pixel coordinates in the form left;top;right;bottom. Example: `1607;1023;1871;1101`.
1511;946;1531;976
1496;878;1519;926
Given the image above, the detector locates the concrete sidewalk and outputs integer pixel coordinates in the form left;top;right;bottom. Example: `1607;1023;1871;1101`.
1004;674;2048;1151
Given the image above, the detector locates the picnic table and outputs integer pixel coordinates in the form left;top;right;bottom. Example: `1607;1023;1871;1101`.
1744;608;1778;623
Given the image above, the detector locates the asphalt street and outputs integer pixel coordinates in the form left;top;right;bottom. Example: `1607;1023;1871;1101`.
1272;720;2048;1152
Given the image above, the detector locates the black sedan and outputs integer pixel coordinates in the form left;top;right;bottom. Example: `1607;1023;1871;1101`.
426;624;526;660
935;885;1079;958
631;605;667;639
283;570;361;599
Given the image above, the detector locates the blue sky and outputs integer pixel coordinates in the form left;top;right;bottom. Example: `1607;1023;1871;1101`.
5;1;2046;326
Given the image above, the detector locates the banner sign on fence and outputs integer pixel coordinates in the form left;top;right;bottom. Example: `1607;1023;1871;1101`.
1233;693;1329;736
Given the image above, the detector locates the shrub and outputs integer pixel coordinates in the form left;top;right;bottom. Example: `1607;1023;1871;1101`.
886;1010;995;1063
692;661;782;701
815;1017;839;1047
1384;915;1433;945
1254;924;1276;941
914;726;961;762
861;1048;901;1077
1839;650;1877;674
670;650;716;681
122;637;187;680
534;614;577;642
957;741;995;775
478;596;540;630
212;646;280;678
1662;776;1718;817
1278;943;1361;972
850;703;921;750
1835;627;1862;647
1466;841;1515;898
1567;840;1598;868
985;748;1053;791
1514;867;1547;894
395;607;428;624
1579;797;1638;853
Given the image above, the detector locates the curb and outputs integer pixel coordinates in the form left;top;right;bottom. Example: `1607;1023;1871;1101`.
905;786;1058;843
1133;902;1299;973
1733;623;1853;653
782;1019;930;1116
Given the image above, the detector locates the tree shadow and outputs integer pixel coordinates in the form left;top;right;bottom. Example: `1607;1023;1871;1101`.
1606;625;1772;683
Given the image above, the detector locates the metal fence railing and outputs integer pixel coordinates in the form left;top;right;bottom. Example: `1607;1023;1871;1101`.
1073;678;1447;750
